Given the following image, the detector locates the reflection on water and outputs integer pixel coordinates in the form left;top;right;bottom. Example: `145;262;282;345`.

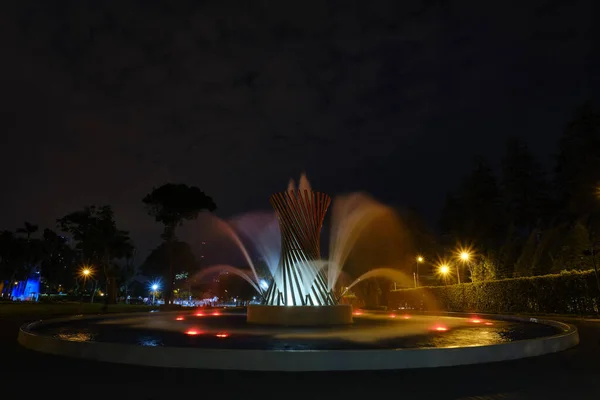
37;312;559;350
56;332;93;342
138;337;163;347
428;328;507;348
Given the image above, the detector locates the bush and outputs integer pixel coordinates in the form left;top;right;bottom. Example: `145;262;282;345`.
389;270;600;315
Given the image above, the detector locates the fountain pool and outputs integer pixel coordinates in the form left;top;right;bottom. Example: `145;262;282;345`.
18;309;578;371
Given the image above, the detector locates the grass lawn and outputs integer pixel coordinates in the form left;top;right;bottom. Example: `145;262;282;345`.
0;301;157;317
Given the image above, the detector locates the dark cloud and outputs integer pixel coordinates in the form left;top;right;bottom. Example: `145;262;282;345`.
0;0;596;258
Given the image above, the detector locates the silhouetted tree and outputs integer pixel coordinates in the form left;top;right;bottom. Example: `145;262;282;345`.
497;222;521;278
501;137;551;231
140;241;198;279
57;206;134;304
142;183;216;304
555;102;600;220
552;221;591;272
514;229;539;277
440;157;506;250
0;231;27;292
470;252;498;282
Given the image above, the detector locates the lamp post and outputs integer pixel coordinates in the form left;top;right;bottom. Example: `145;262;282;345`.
415;256;424;287
78;266;94;311
439;264;450;285
457;251;472;284
151;284;159;305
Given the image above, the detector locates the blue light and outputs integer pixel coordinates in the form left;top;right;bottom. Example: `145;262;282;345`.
10;273;40;301
259;280;269;290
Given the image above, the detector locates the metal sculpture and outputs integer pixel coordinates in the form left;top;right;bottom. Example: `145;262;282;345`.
263;189;336;306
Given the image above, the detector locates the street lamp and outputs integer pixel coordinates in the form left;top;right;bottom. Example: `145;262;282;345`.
455;249;472;284
151;283;159;305
438;263;451;286
415;256;424;287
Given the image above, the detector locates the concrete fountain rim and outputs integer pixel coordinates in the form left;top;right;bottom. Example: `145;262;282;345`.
17;311;579;371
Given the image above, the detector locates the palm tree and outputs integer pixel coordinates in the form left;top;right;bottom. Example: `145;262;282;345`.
16;222;38;242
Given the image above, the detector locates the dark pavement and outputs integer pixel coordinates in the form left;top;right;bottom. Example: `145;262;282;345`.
1;315;599;399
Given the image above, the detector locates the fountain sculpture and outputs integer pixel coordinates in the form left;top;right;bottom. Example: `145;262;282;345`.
247;176;352;325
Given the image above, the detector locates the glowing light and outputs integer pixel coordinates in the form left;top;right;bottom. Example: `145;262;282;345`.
212;311;221;316
484;322;493;326
417;256;424;263
195;312;205;317
439;265;450;274
175;316;185;321
470;318;481;323
402;314;411;319
353;310;363;316
389;314;396;318
215;333;229;338
259;280;269;290
455;246;475;262
79;266;94;279
151;284;158;291
185;329;200;335
433;326;448;332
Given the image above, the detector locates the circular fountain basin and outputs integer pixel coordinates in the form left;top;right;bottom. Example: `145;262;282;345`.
247;304;353;325
18;310;578;371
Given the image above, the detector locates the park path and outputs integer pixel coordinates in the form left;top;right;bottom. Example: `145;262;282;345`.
0;315;598;399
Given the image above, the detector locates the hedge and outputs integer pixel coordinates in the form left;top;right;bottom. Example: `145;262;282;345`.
388;270;600;315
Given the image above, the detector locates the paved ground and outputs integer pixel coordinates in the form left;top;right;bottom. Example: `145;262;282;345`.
1;315;599;399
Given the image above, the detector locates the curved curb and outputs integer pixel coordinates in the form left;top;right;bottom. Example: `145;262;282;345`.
17;314;579;371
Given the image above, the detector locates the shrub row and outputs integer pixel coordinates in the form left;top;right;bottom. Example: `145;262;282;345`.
388;270;600;315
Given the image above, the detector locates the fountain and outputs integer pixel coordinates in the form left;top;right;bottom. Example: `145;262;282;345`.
245;176;352;325
17;174;579;371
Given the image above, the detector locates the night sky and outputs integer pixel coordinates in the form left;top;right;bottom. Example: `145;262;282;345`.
0;1;596;259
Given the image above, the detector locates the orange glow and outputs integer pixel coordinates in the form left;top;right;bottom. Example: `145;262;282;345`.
470;318;481;323
433;325;448;331
185;329;201;335
389;314;396;318
353;311;363;316
216;333;229;338
402;314;411;319
175;316;185;321
484;322;493;326
195;312;205;317
212;311;221;316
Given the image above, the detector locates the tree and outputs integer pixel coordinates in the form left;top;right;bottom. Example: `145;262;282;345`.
440;157;506;251
497;222;521;278
142;183;216;304
514;229;539;277
16;222;38;241
531;228;563;275
15;221;43;275
140;241;198;279
0;231;27;295
552;221;591;272
470;252;498;282
57;206;134;304
501;137;551;232
555;102;600;220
